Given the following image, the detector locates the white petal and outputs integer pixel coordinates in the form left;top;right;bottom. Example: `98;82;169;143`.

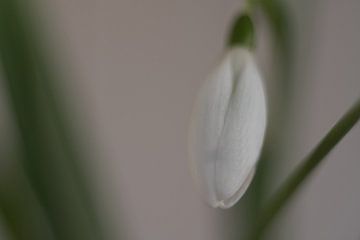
188;47;267;208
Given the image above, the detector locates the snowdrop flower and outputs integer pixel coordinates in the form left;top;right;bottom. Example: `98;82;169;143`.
188;47;267;209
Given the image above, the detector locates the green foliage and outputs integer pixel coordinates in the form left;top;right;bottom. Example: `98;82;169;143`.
0;0;105;239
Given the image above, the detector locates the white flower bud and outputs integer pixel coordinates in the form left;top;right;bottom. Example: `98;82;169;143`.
188;47;267;209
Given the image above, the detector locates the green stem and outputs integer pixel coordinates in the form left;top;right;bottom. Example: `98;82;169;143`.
249;98;360;240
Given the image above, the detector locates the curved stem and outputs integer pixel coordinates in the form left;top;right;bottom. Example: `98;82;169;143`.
249;98;360;240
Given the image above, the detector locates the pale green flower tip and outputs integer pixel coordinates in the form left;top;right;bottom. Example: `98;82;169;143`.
227;13;255;49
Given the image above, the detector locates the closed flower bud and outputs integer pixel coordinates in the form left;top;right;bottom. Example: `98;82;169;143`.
188;47;267;209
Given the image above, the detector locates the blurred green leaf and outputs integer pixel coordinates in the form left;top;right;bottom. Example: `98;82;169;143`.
0;0;105;239
0;162;56;240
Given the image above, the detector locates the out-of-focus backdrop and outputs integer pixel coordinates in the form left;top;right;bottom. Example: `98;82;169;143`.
0;0;359;240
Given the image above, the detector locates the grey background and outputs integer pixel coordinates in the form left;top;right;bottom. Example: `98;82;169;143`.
1;0;360;239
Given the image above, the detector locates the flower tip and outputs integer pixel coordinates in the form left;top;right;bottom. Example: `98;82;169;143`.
208;167;256;209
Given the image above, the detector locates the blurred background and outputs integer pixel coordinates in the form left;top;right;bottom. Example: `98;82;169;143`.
0;0;359;240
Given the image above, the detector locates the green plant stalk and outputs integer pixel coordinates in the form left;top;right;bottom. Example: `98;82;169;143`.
248;98;360;240
260;0;294;107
